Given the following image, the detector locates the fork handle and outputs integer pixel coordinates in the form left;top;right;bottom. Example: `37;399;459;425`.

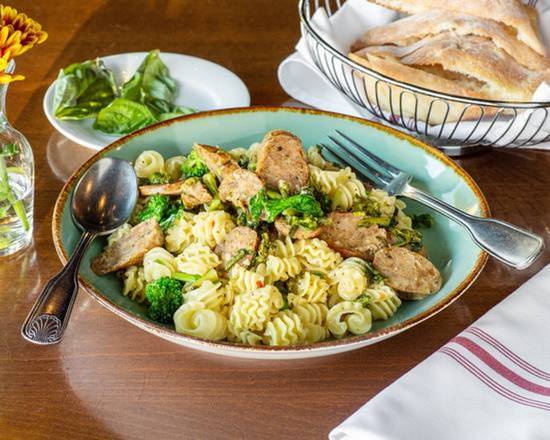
402;185;544;270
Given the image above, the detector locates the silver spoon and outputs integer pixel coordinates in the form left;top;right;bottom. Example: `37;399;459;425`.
21;157;138;345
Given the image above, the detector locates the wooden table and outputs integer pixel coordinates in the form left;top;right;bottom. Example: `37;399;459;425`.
1;1;549;438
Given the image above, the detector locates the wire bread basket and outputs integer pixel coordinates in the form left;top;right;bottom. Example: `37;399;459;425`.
298;0;550;154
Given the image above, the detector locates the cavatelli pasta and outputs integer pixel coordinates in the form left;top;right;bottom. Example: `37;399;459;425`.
175;242;220;276
295;238;342;273
134;150;165;179
364;284;402;321
327;301;372;337
263;310;307;346
329;258;368;301
192;210;236;248
121;265;146;303
230;286;284;333
174;300;228;341
165;213;195;254
107;223;132;247
164;155;186;181
143;247;177;282
288;272;330;306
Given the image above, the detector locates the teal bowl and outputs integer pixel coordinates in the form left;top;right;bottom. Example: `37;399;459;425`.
52;107;488;359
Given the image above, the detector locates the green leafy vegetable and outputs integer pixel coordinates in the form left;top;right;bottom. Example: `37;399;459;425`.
364;261;385;284
53;59;117;120
181;149;209;178
172;272;201;283
249;189;323;223
201;172;218;195
147;171;170;184
356;293;372;308
358;215;392;227
121;50;192;117
352;195;381;217
252;232;271;266
94;98;157;134
145;277;183;323
391;228;423;252
411;213;434;229
225;249;254;271
137;194;170;223
158;200;184;230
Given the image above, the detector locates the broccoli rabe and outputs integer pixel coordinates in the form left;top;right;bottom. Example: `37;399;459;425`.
390;227;423;252
159;200;184;230
411;213;434;229
137;194;170;223
145;277;184;323
181;149;209;178
249;189;323;223
148;171;170;184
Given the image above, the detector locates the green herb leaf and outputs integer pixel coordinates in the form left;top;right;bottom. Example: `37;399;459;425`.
54;59;118;120
94;98;157;134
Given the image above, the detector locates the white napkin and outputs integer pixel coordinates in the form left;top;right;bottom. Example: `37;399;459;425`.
279;0;550;149
330;264;550;440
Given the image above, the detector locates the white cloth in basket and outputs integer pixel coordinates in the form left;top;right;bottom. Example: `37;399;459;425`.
279;0;550;149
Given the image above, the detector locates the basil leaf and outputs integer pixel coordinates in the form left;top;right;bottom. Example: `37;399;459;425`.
93;98;157;134
53;59;117;120
121;50;191;118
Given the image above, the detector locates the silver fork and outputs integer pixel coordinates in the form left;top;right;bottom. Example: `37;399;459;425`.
321;130;544;270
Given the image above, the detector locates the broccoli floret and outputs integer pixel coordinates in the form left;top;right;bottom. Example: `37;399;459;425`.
138;194;170;223
181;149;209;177
159;200;184;230
148;171;170;184
145;277;184;323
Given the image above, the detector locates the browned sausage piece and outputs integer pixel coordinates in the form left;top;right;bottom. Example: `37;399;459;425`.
194;143;240;179
215;226;259;268
256;130;309;193
373;247;442;299
319;212;388;260
139;181;185;196
91;219;164;275
180;180;213;209
218;168;264;208
274;217;321;240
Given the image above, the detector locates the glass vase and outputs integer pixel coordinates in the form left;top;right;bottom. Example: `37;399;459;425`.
0;64;34;256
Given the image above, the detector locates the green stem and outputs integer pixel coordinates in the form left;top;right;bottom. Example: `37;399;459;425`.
0;155;29;231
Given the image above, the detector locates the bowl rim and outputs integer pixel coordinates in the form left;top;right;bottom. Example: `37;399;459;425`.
52;105;489;353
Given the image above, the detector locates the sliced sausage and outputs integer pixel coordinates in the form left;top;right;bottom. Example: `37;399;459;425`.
180;180;213;209
373;247;442;299
218;168;264;208
319;212;388;260
139;181;186;196
194;143;240;179
256;130;309;193
274;217;321;240
215;226;259;268
91;219;164;275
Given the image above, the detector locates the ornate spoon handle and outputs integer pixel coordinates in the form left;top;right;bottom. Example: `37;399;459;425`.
21;231;95;344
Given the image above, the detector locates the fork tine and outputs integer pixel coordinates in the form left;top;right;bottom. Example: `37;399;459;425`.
334;129;401;176
320;142;390;188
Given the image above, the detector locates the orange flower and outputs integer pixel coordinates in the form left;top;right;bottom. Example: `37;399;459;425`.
0;4;47;82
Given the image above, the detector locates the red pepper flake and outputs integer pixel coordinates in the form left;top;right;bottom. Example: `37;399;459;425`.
256;281;264;288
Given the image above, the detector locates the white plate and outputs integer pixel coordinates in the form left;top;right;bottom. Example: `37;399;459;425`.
43;52;250;150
